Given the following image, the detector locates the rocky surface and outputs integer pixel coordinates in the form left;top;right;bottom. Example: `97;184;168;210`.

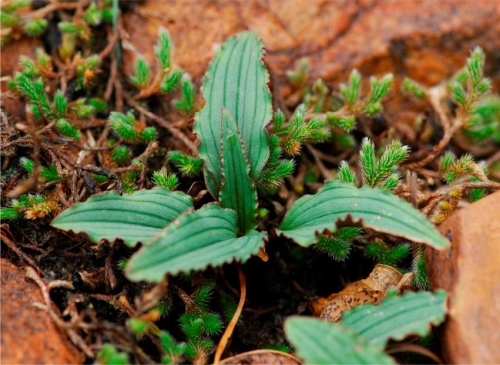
122;1;500;92
426;191;500;364
1;259;82;364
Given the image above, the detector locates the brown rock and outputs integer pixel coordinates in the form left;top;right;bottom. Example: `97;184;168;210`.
426;191;500;364
122;0;500;93
1;37;42;121
1;259;83;364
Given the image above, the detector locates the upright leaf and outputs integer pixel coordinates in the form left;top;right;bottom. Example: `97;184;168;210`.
219;109;258;234
51;189;192;247
278;181;449;249
342;290;447;349
194;31;272;198
285;316;395;364
126;204;266;282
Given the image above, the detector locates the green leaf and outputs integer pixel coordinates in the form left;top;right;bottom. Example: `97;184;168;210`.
278;181;449;249
285;316;395;364
342;290;447;349
194;31;272;198
126;204;266;282
51;188;193;247
219;109;257;234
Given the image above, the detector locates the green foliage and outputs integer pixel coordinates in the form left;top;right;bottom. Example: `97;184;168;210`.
14;73;55;119
161;68;183;93
160;331;186;364
21;157;59;182
285;291;447;364
0;207;24;220
54;90;68;117
340;69;362;108
131;58;150;89
111;146;130;164
274;105;330;156
412;247;430;289
359;138;408;189
257;134;294;190
173;78;195;114
341;290;447;348
194;31;272;198
316;227;361;261
56;118;81;139
23;18;48;37
403;77;426;99
439;152;476;183
336;161;356;184
364;242;410;266
152;169;179;191
285;317;395;364
220;295;237;322
128;318;149;335
278;181;449;249
125;205;266;282
155;26;172;70
451;47;491;112
219;110;258;233
83;3;102;26
287;59;309;88
168;151;203;177
96;344;129;365
51;189;193;247
364;74;393;115
175;284;223;363
463;94;500;142
327;113;357;132
109;111;156;143
20;157;35;173
40;164;60;182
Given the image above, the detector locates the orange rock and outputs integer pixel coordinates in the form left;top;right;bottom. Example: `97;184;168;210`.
1;37;42;121
426;191;500;364
0;259;82;364
122;0;500;90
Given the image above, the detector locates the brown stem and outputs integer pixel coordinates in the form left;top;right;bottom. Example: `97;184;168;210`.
214;266;246;365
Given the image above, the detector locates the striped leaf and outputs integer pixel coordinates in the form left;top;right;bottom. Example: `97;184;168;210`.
194;32;272;198
278;181;449;249
342;290;447;349
219;109;258;234
126;204;266;282
285;316;395;364
51;188;192;247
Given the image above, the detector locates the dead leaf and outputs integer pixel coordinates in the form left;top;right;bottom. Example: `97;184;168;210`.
315;264;414;322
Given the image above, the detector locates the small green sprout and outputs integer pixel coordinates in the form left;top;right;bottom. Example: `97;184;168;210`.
173;78;196;114
168;152;203;177
152;169;179;191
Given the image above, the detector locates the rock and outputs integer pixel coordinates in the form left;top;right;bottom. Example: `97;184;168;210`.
0;37;42;121
122;0;500;96
0;259;83;364
426;191;500;364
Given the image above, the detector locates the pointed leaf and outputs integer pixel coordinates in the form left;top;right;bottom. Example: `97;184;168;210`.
285;316;395;364
51;188;192;247
219;109;258;234
342;290;447;349
278;181;449;249
126;204;266;282
194;31;272;198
